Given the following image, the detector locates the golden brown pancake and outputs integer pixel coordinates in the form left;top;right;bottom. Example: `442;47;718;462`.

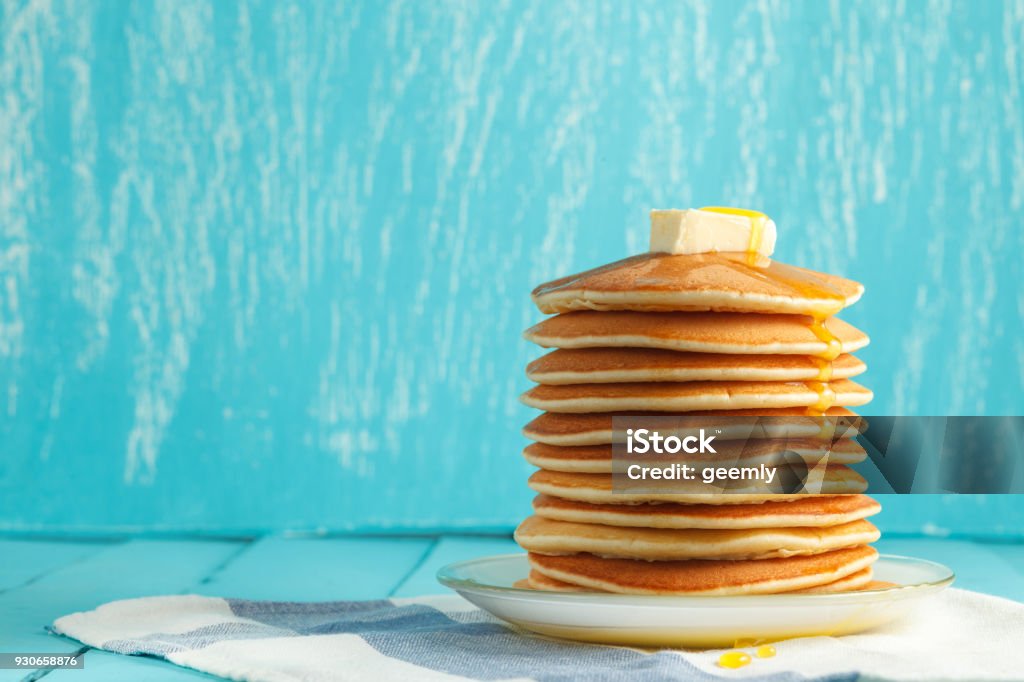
524;311;869;355
515;515;880;560
527;468;868;503
522;409;863;446
531;252;864;316
794;567;874;593
528;545;879;595
527;348;866;384
531;494;880;529
526;566;875;594
520;379;873;413
523;439;867;474
526;570;593;592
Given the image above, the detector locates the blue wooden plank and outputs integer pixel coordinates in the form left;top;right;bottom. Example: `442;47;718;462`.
37;651;224;682
195;536;433;601
871;496;1024;539
875;537;1024;602
391;535;520;598
41;537;431;682
0;539;109;593
41;536;451;682
0;538;242;673
978;542;1024;579
33;539;252;682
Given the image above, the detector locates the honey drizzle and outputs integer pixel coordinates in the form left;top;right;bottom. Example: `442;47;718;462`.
808;315;842;362
700;205;768;265
699;207;849;415
804;307;841;415
748;216;765;265
804;380;836;416
811;356;833;382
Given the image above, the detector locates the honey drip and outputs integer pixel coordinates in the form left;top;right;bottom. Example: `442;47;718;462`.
700;206;767;266
811;356;834;382
805;380;836;416
808;315;842;361
805;311;841;413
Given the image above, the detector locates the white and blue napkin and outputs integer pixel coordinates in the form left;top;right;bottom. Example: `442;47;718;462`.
52;589;1024;681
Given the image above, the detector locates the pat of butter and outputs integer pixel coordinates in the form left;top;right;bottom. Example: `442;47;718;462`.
649;207;777;257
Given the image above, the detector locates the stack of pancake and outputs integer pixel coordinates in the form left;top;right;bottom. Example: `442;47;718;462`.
514;250;882;595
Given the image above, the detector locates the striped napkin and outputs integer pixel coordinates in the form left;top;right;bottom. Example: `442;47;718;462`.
52;589;1023;681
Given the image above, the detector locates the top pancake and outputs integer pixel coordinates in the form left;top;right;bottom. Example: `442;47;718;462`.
532;252;864;315
524;312;869;356
524;565;875;595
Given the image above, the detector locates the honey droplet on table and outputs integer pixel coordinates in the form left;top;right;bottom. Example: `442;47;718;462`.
756;644;777;658
717;650;752;669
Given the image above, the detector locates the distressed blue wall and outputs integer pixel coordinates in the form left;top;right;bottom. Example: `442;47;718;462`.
1;0;1022;534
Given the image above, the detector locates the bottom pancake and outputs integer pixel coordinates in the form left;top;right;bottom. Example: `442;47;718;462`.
528;545;878;595
527;570;593;592
526;566;875;595
794;567;874;593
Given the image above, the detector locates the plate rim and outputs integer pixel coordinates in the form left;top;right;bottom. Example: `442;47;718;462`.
437;552;954;605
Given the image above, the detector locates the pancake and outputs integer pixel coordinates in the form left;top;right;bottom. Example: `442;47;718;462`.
531;494;881;529
527;468;868;504
527;570;593;592
794;567;874;593
522;409;863;446
523;439;867;474
515;515;880;560
521;379;873;413
531;252;864;315
527;348;866;384
527;545;879;595
525;311;869;356
526;566;874;594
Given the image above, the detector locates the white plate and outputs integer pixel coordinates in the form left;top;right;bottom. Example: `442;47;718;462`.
437;553;953;647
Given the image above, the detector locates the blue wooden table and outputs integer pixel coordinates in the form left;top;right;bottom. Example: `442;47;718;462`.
2;534;1023;681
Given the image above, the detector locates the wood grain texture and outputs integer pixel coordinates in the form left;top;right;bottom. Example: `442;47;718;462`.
0;1;1021;533
0;538;240;665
